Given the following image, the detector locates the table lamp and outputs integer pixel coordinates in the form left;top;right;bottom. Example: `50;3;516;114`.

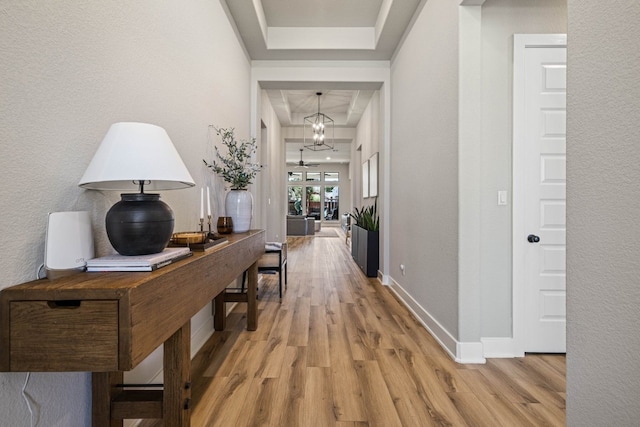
79;122;195;255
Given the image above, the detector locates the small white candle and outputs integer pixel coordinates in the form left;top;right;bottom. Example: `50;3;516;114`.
200;188;204;219
206;186;211;216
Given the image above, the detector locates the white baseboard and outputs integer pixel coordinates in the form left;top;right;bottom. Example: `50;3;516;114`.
378;270;391;285
389;278;463;362
389;277;486;364
456;341;486;364
481;337;522;358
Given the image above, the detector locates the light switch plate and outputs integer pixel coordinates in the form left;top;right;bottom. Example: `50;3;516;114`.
497;191;508;205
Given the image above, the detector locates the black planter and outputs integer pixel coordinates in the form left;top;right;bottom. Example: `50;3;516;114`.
351;224;379;277
106;193;174;255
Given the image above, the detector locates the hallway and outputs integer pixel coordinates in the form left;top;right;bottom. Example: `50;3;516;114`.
150;229;565;426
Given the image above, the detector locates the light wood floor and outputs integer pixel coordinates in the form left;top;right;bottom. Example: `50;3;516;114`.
145;228;566;426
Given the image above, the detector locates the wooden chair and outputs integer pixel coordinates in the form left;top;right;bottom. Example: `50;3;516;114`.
258;242;287;298
241;242;287;298
342;214;351;244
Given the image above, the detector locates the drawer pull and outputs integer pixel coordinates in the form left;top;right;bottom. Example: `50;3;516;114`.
47;300;81;309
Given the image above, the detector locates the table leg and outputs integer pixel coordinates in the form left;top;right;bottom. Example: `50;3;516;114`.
213;292;226;331
247;262;258;331
163;321;191;426
92;371;123;427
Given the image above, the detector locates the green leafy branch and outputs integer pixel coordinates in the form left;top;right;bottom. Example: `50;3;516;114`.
203;126;262;190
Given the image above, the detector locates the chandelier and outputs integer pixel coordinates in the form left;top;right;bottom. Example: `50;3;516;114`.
304;92;334;151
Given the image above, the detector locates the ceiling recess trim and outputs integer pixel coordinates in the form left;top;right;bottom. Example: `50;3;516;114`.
268;27;376;50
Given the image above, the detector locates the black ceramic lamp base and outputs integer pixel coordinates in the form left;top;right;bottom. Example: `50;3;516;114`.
106;193;174;256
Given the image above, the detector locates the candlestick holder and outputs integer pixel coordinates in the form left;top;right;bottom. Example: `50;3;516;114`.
169;230;228;251
207;215;212;234
199;218;204;232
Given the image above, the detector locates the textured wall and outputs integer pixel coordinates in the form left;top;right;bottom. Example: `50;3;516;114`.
390;0;460;338
566;1;640;425
0;1;250;425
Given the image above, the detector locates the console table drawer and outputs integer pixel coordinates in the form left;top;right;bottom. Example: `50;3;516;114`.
9;300;119;372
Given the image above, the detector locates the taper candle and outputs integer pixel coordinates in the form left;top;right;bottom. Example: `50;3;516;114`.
206;186;211;216
200;187;204;219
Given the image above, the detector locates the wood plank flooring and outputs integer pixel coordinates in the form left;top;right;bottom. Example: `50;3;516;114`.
144;228;565;426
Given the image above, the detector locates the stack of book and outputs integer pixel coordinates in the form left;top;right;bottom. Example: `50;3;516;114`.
86;247;192;272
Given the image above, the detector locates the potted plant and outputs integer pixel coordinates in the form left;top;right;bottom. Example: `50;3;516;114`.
350;198;379;232
203;126;262;232
349;198;379;277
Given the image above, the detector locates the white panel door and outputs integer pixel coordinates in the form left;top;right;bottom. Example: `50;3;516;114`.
523;46;567;352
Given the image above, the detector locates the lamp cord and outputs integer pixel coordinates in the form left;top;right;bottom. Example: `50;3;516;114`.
21;267;43;426
22;372;35;427
36;263;45;280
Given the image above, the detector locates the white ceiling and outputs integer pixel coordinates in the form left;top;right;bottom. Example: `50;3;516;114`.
221;0;423;164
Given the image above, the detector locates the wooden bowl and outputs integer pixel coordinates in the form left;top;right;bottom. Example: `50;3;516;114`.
171;232;207;245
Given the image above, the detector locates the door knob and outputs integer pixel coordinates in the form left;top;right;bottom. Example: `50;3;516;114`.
527;234;540;243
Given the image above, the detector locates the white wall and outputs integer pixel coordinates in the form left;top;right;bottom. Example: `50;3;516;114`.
0;1;250;425
479;0;567;337
566;1;640;425
259;91;287;242
352;91;384;275
354;91;381;208
390;0;461;343
389;0;567;360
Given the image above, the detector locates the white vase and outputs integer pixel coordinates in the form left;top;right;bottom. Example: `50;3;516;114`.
225;189;253;233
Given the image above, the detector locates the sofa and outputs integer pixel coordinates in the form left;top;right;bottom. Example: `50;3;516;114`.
286;215;315;236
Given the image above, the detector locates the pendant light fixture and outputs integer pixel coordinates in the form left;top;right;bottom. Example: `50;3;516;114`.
304;92;334;151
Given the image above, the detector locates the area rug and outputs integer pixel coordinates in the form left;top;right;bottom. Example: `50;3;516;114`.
314;228;339;238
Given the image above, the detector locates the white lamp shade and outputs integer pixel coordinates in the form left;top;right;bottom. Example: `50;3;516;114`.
79;122;195;191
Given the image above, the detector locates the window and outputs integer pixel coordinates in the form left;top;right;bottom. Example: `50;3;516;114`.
288;185;303;215
286;170;341;221
306;172;320;181
324;186;339;220
306;186;321;219
288;171;302;182
324;172;339;182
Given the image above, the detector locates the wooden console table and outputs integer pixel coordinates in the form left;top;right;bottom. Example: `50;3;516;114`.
0;230;265;426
